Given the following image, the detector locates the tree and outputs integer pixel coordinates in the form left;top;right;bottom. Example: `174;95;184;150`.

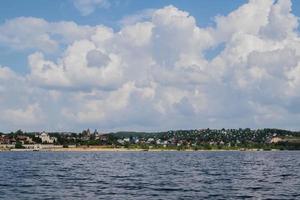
32;136;42;144
15;129;23;135
15;141;24;149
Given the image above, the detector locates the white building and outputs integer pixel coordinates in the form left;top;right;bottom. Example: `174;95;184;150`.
147;138;154;143
39;132;57;144
117;139;124;145
270;137;283;143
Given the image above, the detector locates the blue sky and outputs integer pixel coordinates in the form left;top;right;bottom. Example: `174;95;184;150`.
0;0;249;74
0;0;248;26
1;0;300;73
1;0;299;27
1;0;300;132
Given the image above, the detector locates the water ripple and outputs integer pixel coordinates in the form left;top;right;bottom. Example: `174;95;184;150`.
0;151;299;199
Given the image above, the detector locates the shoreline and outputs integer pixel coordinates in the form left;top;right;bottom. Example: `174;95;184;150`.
0;147;284;152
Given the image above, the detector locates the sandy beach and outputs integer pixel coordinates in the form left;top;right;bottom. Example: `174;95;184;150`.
0;147;271;152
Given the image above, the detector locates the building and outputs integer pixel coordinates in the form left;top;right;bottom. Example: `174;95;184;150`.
117;139;124;145
0;135;4;144
81;129;91;141
16;135;34;144
0;135;12;144
270;137;283;143
38;132;57;144
146;138;155;144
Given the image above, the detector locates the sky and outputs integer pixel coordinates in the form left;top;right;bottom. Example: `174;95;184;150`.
0;0;300;132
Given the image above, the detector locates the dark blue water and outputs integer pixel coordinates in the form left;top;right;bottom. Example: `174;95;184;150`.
0;151;299;200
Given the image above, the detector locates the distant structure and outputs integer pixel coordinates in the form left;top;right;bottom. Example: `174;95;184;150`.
270;137;283;143
38;132;57;144
16;135;34;144
81;128;91;141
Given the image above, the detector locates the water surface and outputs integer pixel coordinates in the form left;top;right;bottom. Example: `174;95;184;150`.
0;151;299;199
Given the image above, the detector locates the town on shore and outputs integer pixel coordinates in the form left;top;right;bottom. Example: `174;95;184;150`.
0;128;300;151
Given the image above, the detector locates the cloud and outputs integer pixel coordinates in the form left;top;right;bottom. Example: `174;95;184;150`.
0;17;97;52
0;66;46;131
27;39;124;91
73;0;110;16
212;0;274;43
0;66;19;80
260;0;298;40
119;9;155;26
1;104;45;127
87;50;111;67
1;0;300;131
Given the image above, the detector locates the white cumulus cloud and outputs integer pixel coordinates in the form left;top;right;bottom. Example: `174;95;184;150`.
0;0;300;131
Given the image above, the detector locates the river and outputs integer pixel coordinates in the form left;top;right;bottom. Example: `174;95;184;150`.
0;151;299;199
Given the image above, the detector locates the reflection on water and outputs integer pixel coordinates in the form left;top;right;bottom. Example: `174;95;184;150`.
0;151;299;199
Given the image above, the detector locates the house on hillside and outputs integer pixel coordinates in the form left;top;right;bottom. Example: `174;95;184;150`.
270;137;283;143
16;135;34;144
97;134;110;145
0;135;4;144
38;132;57;144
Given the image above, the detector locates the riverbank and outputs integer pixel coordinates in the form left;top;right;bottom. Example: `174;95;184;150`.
0;147;283;152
